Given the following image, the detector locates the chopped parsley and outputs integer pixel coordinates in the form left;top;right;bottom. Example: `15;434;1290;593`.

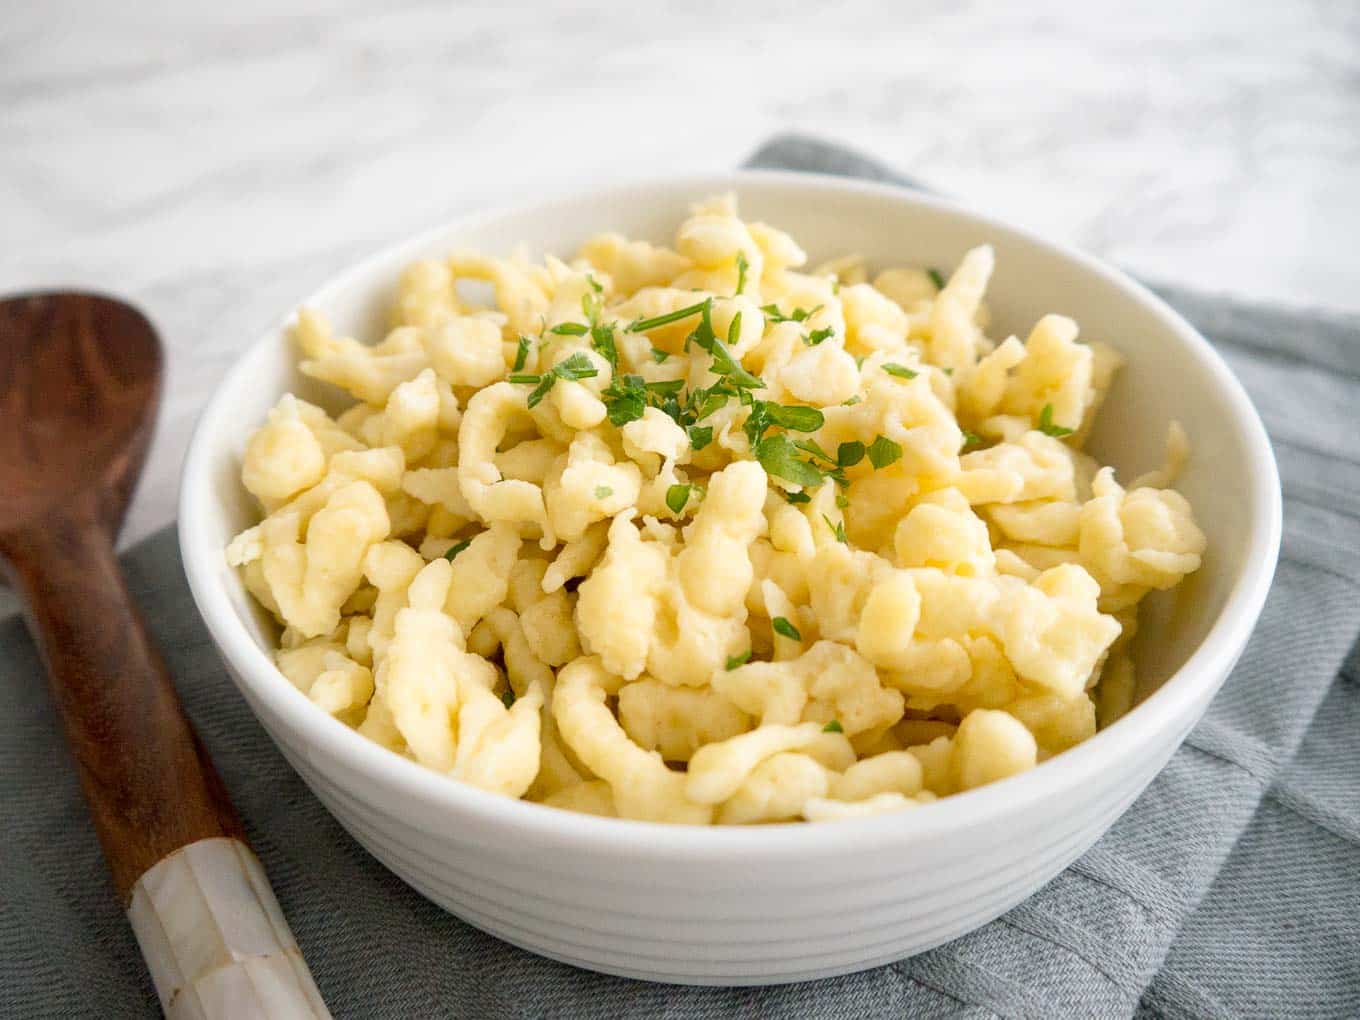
501;688;516;708
804;326;834;347
511;351;600;408
601;373;647;426
548;321;588;336
757;434;824;488
867;434;903;469
835;491;849;509
760;303;820;324
735;251;749;295
594;485;613;500
650;347;670;363
513;335;530;371
442;538;472;561
1037;403;1074;438
687;425;713;451
772;616;802;641
725;650;752;670
836;441;865;468
590;323;618;370
822;514;848;543
822;719;844;734
665;483;692;515
882;362;918;379
842;395;862;406
928;267;946;290
784;490;812;505
961;429;985;451
627;300;709;333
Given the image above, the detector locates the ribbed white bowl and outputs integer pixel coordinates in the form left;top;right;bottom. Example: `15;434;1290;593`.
180;172;1280;985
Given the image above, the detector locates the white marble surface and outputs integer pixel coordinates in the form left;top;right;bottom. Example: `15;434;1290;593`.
3;0;1358;554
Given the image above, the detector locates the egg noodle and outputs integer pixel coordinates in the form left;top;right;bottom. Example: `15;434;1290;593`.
227;195;1206;824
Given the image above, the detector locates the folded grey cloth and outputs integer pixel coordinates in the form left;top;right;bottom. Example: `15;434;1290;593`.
2;136;1357;1020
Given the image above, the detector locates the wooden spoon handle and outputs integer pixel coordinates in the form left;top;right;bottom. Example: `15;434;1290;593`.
3;497;330;1018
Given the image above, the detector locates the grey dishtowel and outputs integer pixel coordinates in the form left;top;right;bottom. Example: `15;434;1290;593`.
1;136;1357;1020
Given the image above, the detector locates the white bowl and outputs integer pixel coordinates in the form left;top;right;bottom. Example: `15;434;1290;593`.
179;171;1281;986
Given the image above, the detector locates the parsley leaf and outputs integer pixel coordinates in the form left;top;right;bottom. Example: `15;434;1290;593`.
756;434;824;488
726;650;752;670
822;719;844;733
867;435;903;469
554;352;599;380
822;514;848;543
784;490;812;505
961;429;985;451
765;403;824;432
645;379;685;397
442;538;472;561
590;323;618;370
627;300;709;333
928;267;946;290
805;326;835;347
735;251;749;295
513;335;530;372
842;395;862;406
687;425;713;451
882;362;918;379
549;321;589;336
594;485;613;500
665;483;692;515
760;303;820;324
1037;403;1074;438
526;375;557;408
650;347;670;363
517;352;600;408
601;373;647;426
836;441;865;468
793;438;836;465
772;616;802;641
501;688;516;708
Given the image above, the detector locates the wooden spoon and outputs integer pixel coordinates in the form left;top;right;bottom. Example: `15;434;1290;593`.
0;293;330;1018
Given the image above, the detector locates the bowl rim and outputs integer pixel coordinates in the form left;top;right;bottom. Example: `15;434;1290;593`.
179;168;1282;858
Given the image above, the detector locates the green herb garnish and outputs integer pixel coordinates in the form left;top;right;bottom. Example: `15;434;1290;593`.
651;347;670;363
756;434;824;488
836;441;865;468
1037;403;1074;438
595;485;613;500
665;483;692;515
882;363;918;379
513;335;530;372
501;688;517;708
822;514;848;543
822;719;844;733
928;267;946;290
549;321;589;336
627;300;709;333
805;326;835;347
687;425;713;451
772;616;802;641
442;538;472;561
961;429;985;451
601;373;647;426
784;490;812;505
867;434;903;469
513;352;600;408
759;303;820;324
735;251;749;295
842;395;862;406
726;650;752;670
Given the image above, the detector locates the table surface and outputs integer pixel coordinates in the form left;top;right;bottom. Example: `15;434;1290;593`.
3;0;1357;557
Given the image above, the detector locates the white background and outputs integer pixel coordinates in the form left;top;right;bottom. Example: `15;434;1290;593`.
3;0;1357;550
